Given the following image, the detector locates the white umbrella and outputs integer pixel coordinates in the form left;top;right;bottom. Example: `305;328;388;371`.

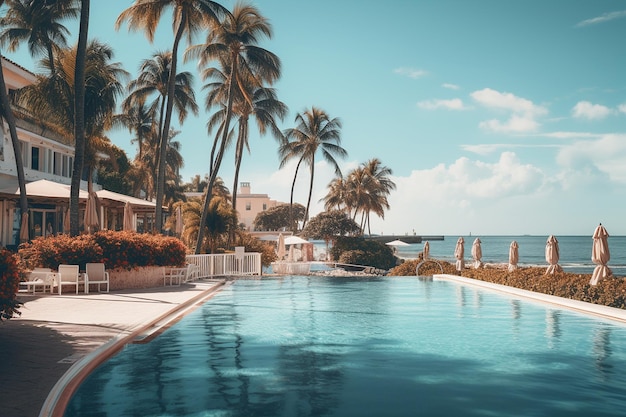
123;201;135;231
508;241;519;272
545;235;562;274
63;208;70;233
19;212;29;242
175;205;183;235
471;238;483;269
277;233;286;260
287;245;295;262
284;235;309;245
386;239;410;247
423;241;430;260
590;224;612;285
84;191;100;233
454;237;465;272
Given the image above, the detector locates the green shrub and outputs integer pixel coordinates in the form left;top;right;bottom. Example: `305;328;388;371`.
0;249;22;320
331;237;396;270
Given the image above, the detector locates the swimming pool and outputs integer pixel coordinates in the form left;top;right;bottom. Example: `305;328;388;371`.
64;276;626;416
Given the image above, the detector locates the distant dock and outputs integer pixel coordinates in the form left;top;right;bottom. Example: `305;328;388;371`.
366;235;444;244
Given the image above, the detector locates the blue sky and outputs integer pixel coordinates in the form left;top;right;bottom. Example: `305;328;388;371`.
5;1;626;236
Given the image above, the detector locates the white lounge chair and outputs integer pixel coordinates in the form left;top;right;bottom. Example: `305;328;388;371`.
86;263;110;293
19;268;54;294
57;264;82;295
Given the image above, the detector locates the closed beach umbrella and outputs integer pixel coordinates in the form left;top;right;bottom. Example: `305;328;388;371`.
19;212;29;242
287;244;295;262
277;233;286;260
175;205;183;235
84;191;100;233
590;224;612;285
508;241;519;272
454;237;465;272
123;201;135;231
471;238;483;269
545;235;562;274
63;208;70;233
423;241;430;260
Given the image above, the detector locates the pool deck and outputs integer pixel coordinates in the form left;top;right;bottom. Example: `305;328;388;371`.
0;280;227;417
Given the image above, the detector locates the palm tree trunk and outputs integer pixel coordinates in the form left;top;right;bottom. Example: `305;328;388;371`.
195;61;238;253
303;160;315;229
70;0;89;237
155;12;185;234
0;52;29;239
231;122;246;213
289;158;303;232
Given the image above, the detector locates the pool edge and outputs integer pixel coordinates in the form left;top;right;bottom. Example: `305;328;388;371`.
39;280;228;417
434;274;626;324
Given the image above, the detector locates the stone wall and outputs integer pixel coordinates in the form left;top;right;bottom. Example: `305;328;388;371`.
108;266;164;290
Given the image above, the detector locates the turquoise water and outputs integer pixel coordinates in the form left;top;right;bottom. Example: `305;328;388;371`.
65;277;626;417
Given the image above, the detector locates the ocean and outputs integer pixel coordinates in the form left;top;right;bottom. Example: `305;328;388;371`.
313;235;626;276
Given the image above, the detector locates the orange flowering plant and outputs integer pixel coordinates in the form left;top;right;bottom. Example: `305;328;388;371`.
19;231;187;271
0;248;22;320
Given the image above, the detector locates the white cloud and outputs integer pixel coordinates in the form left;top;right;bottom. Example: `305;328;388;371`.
442;83;460;90
618;103;626;114
417;98;466;110
576;10;626;27
556;134;626;183
541;131;602;139
393;67;428;79
571;101;613;120
471;88;547;133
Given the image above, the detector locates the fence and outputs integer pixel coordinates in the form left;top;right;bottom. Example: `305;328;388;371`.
186;252;262;278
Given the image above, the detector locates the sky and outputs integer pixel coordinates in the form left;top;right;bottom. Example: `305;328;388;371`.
4;1;626;236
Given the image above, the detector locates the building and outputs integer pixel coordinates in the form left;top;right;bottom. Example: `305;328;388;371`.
236;182;283;231
0;57;156;247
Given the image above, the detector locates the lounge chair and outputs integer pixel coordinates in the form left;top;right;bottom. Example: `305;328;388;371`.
86;263;110;293
57;264;82;295
20;268;54;294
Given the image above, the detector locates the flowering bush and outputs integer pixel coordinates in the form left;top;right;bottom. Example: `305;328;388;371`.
0;249;22;320
389;259;626;309
19;231;187;271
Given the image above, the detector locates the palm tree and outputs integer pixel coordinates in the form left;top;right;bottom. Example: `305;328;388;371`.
16;39;127;233
280;107;347;230
123;50;198;164
322;176;348;212
116;0;228;233
113;99;156;160
186;2;280;253
70;0;89;236
0;0;77;239
0;0;78;74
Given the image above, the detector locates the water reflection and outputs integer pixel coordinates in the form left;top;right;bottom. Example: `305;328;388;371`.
545;310;561;349
593;326;613;380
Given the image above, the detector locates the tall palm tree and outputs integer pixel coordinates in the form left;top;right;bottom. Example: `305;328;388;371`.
113;99;156;160
70;0;89;236
116;0;228;233
16;39;127;233
186;2;280;253
0;0;78;74
280;107;347;230
322;176;348;212
0;0;77;239
123;50;198;163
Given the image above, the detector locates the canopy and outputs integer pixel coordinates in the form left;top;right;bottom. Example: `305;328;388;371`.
284;235;309;245
386;239;410;246
0;179;88;201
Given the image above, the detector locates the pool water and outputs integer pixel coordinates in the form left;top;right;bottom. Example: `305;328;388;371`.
65;277;626;417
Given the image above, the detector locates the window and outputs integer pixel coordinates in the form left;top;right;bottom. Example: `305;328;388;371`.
31;146;40;171
245;202;251;211
262;203;267;210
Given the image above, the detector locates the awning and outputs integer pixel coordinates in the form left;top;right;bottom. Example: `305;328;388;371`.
0;179;88;201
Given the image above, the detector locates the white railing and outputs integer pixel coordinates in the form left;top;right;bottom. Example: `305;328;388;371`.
186;253;262;278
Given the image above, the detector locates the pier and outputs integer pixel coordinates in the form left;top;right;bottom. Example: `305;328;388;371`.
366;235;445;244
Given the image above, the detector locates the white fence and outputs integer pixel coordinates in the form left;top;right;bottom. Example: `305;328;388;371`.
186;252;262;278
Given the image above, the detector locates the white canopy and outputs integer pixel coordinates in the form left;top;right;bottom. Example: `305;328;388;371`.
0;179;88;200
284;235;309;245
386;239;410;246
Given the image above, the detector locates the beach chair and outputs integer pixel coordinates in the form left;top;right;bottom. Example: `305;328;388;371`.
57;264;82;295
184;264;200;282
86;263;110;293
19;268;54;294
